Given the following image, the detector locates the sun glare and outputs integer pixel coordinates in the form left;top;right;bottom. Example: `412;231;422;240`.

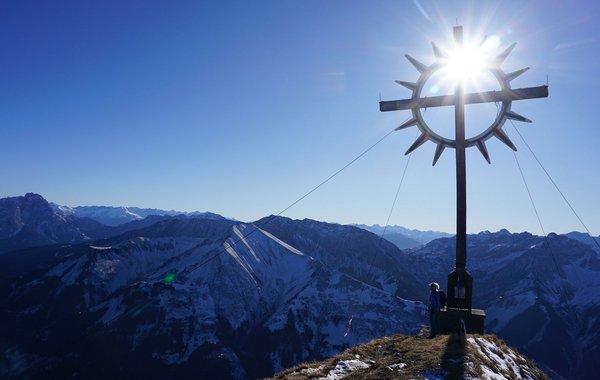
436;34;502;91
444;45;487;81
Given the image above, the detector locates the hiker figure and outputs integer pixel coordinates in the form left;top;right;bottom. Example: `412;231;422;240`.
428;282;441;338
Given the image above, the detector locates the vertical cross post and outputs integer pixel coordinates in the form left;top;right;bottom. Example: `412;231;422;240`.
447;25;473;311
454;26;467;271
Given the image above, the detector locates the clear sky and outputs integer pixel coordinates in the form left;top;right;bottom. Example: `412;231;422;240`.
1;0;599;235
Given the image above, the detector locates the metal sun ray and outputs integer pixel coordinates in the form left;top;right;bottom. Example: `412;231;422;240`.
394;37;532;165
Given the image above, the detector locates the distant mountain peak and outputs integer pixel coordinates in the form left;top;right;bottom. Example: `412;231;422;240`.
23;192;45;200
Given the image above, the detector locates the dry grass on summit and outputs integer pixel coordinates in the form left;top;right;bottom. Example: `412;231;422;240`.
270;330;549;380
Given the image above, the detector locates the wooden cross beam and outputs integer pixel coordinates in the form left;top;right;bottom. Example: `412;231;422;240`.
379;85;548;112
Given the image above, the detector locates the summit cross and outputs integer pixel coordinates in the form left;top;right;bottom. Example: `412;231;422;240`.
379;26;548;314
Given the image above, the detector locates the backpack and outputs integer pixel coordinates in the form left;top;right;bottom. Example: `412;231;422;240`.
438;289;446;310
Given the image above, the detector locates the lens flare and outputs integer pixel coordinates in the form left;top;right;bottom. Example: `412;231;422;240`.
481;35;501;51
164;273;176;284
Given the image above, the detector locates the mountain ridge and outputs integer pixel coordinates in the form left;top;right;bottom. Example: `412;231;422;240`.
0;193;598;379
51;202;228;226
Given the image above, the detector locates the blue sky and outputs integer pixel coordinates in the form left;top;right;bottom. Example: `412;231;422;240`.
1;0;599;235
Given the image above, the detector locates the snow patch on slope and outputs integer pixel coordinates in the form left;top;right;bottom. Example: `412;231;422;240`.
318;358;370;379
257;226;304;256
123;207;143;220
468;336;539;380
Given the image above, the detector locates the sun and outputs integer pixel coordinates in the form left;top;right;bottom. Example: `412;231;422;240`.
443;45;488;83
434;34;503;91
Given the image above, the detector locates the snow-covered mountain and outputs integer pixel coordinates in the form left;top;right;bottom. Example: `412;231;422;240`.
1;196;598;379
0;216;425;379
51;203;227;226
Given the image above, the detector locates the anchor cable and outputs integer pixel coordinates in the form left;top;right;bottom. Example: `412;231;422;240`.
377;132;416;245
511;147;562;277
509;120;600;251
188;120;411;274
495;102;563;279
342;126;418;337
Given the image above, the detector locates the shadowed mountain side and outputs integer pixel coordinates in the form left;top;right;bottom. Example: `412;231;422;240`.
380;232;423;250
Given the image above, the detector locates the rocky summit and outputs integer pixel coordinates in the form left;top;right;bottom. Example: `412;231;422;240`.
272;332;549;380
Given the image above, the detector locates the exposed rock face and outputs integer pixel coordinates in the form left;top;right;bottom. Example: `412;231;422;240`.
0;193;100;252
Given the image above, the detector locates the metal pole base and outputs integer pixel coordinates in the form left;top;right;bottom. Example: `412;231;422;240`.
440;307;486;335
